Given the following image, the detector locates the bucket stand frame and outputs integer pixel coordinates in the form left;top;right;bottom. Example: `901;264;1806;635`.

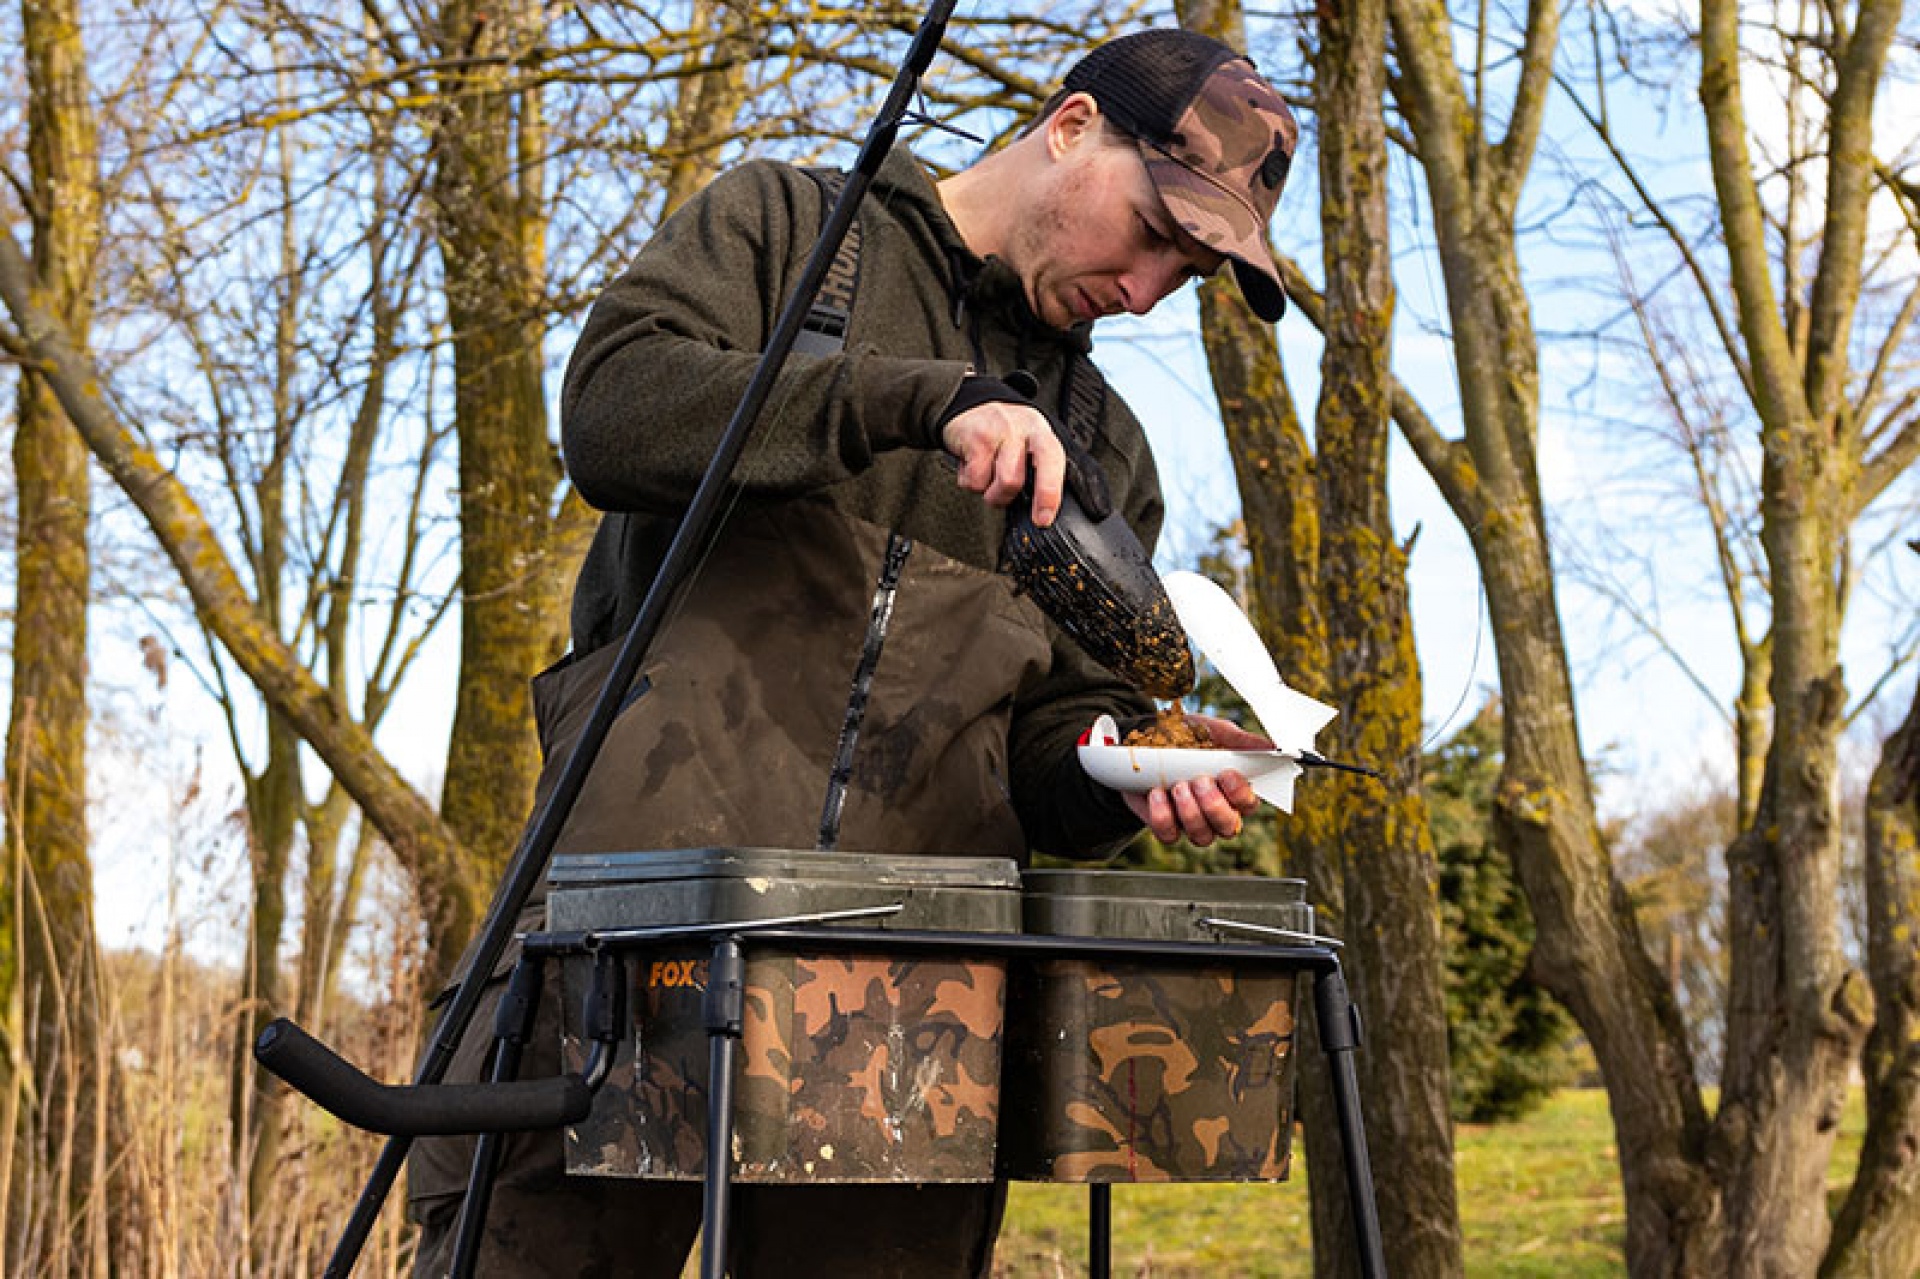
499;920;1388;1279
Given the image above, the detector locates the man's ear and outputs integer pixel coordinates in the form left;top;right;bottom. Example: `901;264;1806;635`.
1043;92;1102;161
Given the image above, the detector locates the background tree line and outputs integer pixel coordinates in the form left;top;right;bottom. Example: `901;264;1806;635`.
0;0;1915;1275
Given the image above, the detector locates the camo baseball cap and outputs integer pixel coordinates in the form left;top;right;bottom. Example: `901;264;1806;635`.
1062;29;1297;321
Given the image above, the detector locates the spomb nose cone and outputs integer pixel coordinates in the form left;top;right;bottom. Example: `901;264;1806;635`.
1001;493;1195;699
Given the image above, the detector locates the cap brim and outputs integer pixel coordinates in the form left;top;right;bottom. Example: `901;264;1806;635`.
1142;149;1287;323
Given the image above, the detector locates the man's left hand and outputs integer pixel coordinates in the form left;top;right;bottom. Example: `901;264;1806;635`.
1121;714;1267;846
941;400;1067;524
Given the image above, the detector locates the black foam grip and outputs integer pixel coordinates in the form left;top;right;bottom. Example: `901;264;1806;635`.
254;1018;593;1137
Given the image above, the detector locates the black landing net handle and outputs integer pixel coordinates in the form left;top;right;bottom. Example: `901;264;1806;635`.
249;1;961;1272
249;950;623;1143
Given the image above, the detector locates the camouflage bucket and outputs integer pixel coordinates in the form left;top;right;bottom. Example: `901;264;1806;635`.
548;849;1020;1183
999;871;1311;1183
562;947;1007;1183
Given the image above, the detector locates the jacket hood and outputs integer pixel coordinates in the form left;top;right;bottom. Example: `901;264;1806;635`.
869;148;1095;357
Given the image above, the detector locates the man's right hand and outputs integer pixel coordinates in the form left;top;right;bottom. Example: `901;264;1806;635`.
942;402;1069;527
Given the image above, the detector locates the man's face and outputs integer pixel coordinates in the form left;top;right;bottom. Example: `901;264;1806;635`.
1010;103;1228;330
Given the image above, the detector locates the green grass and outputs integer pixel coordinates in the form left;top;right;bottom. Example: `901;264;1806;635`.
992;1087;1870;1277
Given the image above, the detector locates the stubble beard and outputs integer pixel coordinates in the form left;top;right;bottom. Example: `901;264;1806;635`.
1012;164;1098;331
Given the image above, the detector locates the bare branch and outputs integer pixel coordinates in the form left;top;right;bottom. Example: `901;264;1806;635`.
1275;250;1490;530
1844;620;1920;730
0;213;474;927
1558;69;1756;407
1854;277;1920;430
1611;226;1760;660
1386;0;1475;213
1489;0;1560;216
1858;400;1920;515
1557;526;1738;732
1698;0;1811;430
1801;0;1903;424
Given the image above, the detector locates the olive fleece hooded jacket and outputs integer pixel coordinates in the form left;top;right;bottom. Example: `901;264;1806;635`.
550;146;1160;862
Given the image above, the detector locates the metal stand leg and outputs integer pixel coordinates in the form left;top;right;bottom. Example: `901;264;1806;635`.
701;938;746;1279
1088;1182;1111;1279
449;958;546;1278
1313;961;1387;1279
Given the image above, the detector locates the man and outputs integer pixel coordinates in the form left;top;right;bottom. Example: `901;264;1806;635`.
409;27;1298;1277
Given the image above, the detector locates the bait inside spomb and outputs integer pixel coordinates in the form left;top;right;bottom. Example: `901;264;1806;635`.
1075;571;1343;813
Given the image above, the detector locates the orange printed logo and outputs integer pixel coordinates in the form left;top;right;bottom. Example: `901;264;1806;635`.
647;958;705;989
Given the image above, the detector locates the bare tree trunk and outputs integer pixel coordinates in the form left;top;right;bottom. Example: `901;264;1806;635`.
294;787;356;1031
4;294;103;1279
1173;2;1461;1273
1;0;115;1270
1310;0;1463;1272
1195;280;1354;1273
422;0;760;981
1565;0;1920;1267
230;718;296;1263
1384;1;1723;1271
429;0;568;980
1698;2;1896;1272
1823;667;1920;1276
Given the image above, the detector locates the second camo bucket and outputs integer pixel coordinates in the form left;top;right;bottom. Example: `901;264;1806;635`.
999;869;1315;1183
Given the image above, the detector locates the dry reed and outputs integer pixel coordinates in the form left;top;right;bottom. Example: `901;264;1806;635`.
8;804;433;1276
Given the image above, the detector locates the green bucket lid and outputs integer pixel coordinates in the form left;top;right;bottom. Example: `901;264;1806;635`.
1022;869;1305;904
1020;869;1312;943
551;847;1021;890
